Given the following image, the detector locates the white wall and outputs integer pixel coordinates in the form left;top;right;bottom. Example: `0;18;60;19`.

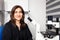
4;12;10;24
4;0;28;11
29;0;46;40
29;0;46;31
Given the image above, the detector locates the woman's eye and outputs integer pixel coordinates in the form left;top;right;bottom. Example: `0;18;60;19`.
19;11;22;13
15;11;17;13
15;11;22;13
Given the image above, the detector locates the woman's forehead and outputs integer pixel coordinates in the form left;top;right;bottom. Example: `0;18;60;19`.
15;8;22;11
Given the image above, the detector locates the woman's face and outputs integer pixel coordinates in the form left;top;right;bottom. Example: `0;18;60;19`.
14;8;23;21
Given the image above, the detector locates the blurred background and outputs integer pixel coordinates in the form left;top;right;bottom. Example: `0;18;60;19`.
0;0;46;40
0;0;60;40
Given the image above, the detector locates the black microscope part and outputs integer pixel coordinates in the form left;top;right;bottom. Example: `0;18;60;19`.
28;17;32;22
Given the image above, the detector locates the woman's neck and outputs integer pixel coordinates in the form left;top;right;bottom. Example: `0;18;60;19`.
16;20;21;30
16;20;20;24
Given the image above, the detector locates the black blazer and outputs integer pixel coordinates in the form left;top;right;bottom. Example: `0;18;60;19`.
2;21;33;40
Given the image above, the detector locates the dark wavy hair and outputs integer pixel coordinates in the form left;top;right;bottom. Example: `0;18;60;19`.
10;5;26;28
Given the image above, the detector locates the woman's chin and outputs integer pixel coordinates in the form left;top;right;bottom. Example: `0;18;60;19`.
16;19;21;21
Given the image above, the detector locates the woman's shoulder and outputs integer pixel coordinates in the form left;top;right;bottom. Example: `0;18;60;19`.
24;23;28;28
4;20;12;28
24;23;29;30
21;23;28;29
3;21;12;33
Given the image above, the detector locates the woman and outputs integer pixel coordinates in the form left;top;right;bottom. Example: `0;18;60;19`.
3;5;33;40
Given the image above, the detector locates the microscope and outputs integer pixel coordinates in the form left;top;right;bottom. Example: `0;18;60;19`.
41;17;60;39
27;16;60;40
